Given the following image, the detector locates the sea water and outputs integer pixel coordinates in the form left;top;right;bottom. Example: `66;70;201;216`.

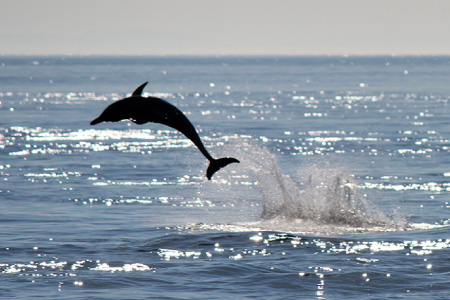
1;56;450;299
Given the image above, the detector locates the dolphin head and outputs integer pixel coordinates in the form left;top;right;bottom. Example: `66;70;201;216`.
90;100;130;125
90;115;104;125
90;82;149;126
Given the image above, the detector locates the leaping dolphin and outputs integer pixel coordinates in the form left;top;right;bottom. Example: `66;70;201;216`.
90;82;239;180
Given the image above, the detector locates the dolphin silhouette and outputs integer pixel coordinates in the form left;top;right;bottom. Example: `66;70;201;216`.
90;82;239;180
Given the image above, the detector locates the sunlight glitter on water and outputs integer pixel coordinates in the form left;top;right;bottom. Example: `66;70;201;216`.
328;238;450;255
5;127;197;157
1;260;154;276
69;196;213;208
2;91;122;104
156;244;272;262
6;127;154;142
363;181;450;192
91;263;153;273
157;249;202;261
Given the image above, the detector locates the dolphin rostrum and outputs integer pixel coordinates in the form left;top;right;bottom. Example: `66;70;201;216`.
90;82;239;180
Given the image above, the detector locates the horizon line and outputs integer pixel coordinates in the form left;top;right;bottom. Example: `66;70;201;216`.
1;52;450;57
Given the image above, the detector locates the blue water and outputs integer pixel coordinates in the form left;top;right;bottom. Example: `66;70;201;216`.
1;56;450;299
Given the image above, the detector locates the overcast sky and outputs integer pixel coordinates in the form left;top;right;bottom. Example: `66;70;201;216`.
1;0;450;56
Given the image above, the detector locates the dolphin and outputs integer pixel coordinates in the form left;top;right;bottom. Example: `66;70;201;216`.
90;82;239;180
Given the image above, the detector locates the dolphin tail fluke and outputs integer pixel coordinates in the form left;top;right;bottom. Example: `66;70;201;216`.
206;157;240;180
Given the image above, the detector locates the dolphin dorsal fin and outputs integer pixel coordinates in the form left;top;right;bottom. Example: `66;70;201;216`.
132;81;149;97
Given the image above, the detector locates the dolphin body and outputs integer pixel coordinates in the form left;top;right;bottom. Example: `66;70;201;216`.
90;82;239;180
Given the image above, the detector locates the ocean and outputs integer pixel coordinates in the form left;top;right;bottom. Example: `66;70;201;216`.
1;56;450;299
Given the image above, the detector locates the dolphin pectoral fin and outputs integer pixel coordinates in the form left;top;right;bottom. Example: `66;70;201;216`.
206;157;240;180
132;81;149;96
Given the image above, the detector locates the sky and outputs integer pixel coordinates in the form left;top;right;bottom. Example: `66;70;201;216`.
1;0;450;56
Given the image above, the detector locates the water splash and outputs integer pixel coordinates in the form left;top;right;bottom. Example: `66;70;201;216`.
259;162;392;227
210;138;406;232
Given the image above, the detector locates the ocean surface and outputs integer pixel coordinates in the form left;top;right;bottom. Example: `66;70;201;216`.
1;56;450;299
